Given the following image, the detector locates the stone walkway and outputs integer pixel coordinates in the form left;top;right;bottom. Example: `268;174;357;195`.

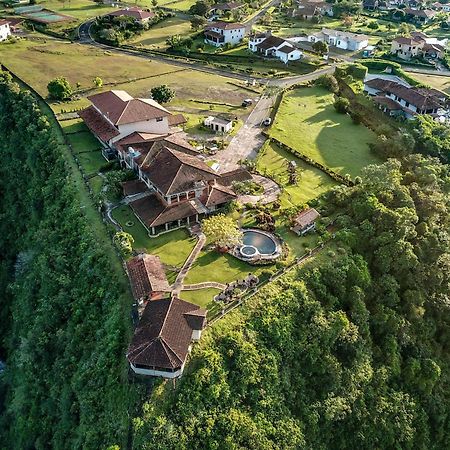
182;282;227;291
238;174;281;205
172;233;206;295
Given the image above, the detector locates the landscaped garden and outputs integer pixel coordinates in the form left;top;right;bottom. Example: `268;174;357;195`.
270;85;380;178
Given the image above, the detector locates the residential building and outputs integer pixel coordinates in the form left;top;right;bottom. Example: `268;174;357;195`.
107;7;156;23
390;32;446;60
204;116;233;133
404;8;436;24
0;20;11;41
208;2;244;20
308;28;369;51
204;21;246;47
293;0;334;19
364;77;449;119
78;90;186;147
291;208;320;235
126;254;171;304
127;296;207;378
248;32;303;63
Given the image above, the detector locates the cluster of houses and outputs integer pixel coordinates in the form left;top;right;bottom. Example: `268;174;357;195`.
308;28;369;51
292;0;334;20
364;0;449;17
390;31;447;61
78;90;247;236
248;31;303;63
364;76;450;119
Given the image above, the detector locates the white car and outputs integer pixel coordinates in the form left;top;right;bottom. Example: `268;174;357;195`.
263;118;272;126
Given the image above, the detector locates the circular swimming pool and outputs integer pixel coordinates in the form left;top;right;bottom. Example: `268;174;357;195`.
241;230;277;256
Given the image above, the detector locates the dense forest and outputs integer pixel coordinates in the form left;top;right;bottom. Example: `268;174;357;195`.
133;156;450;449
0;72;135;449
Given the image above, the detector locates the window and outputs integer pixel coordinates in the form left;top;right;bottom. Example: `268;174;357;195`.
156;117;163;122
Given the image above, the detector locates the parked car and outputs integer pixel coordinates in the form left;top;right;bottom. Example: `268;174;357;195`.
263;118;272;126
242;99;253;107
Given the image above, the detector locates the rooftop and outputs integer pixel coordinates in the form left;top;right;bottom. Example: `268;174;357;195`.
207;21;245;30
109;7;155;20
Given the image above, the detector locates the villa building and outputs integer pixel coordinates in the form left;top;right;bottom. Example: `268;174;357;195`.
204;116;233;133
308;28;369;51
0;20;11;41
390;32;446;60
248;32;303;63
107;7;155;23
293;0;334;19
364;78;449;119
404;8;436;24
127;296;207;378
204;21;246;47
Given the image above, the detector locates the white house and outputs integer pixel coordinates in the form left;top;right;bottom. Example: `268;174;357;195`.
204;21;246;47
204;116;233;133
248;32;302;63
308;28;369;51
0;20;11;42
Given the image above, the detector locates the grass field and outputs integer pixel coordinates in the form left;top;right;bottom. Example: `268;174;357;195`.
130;16;194;49
408;72;450;95
257;141;337;209
168;0;197;11
67;130;101;152
112;205;196;268
180;288;221;310
271;86;379;178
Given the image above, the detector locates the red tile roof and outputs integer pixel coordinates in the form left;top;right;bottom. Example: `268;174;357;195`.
127;297;206;370
109;7;155;20
126;254;171;301
204;184;236;207
168;113;187;127
207;21;245;30
293;208;320;228
78;106;120;142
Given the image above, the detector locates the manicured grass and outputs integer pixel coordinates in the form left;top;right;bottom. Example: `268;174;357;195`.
60;118;87;134
88;175;104;195
111;205;196;268
77;150;106;175
67;131;101;152
257;142;337;209
408;72;450;95
271;86;379;178
184;250;268;285
180;288;221;310
168;0;197;11
131;16;194;49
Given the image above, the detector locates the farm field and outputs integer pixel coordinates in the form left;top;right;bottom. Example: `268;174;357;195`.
270;86;379;178
256;141;337;209
408;72;450;95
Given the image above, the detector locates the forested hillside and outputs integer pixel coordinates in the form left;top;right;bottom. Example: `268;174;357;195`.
133;156;450;449
0;72;134;449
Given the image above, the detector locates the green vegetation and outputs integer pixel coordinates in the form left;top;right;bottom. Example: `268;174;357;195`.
256;141;337;209
47;76;73;100
132;155;450;449
180;288;221;309
0;72;134;449
271;86;379;177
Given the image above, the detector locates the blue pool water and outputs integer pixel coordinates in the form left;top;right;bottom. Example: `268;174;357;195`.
242;230;276;255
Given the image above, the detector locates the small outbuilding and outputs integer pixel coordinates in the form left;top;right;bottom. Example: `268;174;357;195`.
291;208;320;235
204;116;233;133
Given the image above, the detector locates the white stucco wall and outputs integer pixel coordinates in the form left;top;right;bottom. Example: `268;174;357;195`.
130;362;184;378
0;23;11;42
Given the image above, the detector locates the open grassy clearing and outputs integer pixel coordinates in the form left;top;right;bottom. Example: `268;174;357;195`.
60;118;87;133
271;86;379;178
180;288;222;310
67;130;101;152
130;16;194;49
257;141;337;209
112;205;196;268
167;0;197;11
407;72;450;95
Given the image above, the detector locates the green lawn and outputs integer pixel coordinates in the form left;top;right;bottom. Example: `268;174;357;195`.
88;175;104;195
60;118;87;134
112;205;196;268
76;150;106;175
67;131;101;152
180;288;221;310
130;16;194;49
257;141;337;209
271;86;379;178
184;250;268;285
168;0;197;11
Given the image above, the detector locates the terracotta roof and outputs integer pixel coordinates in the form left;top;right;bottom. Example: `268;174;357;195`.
208;21;245;30
141;147;216;196
405;8;436;17
109;7;155;20
126;254;171;301
219;168;252;186
204;183;236;207
130;194;199;227
87;90;170;126
121;179;148;196
373;95;403;110
0;19;10;26
293;208;320;228
168;113;187;126
393;36;421;45
127;297;206;370
78;106;120;142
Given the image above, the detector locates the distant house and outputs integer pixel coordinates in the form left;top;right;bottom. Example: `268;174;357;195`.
0;20;11;42
127;297;207;378
390;32;446;60
404;8;436;24
364;78;449;119
107;7;155;24
308;28;369;51
291;208;320;235
204;21;246;47
208;2;244;20
126;254;171;304
204;116;233;133
293;0;334;19
248;32;303;63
